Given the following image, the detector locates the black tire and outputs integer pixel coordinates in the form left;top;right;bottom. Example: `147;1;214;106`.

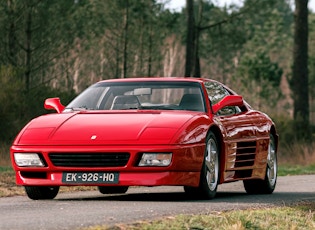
184;131;220;199
98;186;129;194
24;186;59;200
243;134;277;194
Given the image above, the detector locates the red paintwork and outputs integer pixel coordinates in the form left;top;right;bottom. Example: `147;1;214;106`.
44;98;65;113
212;95;243;114
10;77;277;189
15;112;204;145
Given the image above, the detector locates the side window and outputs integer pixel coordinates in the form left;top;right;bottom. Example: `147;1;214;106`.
205;81;241;116
205;81;229;104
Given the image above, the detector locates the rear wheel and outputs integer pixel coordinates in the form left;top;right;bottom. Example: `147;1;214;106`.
98;186;129;194
184;131;219;199
24;186;59;200
243;134;277;194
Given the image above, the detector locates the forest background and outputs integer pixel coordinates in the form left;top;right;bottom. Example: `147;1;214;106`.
0;0;314;164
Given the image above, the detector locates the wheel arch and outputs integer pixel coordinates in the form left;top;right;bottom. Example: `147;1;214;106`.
270;125;279;152
207;125;225;184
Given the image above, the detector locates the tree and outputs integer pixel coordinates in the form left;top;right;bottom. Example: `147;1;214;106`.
291;0;310;140
235;51;283;112
184;0;196;77
0;0;81;91
308;13;315;126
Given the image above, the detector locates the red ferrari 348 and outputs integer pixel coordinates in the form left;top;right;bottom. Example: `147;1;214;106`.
10;78;278;200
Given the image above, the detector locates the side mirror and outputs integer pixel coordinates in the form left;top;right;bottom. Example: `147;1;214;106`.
212;95;244;114
44;98;65;113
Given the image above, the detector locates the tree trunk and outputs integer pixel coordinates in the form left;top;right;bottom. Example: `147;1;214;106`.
148;24;153;77
122;0;129;78
292;0;310;140
185;0;195;77
193;0;203;78
25;5;32;92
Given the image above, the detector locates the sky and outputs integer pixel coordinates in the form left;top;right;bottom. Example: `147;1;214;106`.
164;0;315;12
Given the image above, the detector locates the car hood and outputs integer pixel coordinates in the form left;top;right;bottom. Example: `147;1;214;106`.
15;111;205;145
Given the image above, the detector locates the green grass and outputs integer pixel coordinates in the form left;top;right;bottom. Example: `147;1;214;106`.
83;203;315;230
0;166;12;172
278;164;315;176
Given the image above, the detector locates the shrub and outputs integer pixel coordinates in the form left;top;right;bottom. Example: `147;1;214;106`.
0;65;76;142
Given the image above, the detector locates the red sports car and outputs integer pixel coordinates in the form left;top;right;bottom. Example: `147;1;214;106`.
10;77;278;200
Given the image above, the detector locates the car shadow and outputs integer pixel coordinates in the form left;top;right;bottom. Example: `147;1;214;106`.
56;190;314;204
56;191;241;202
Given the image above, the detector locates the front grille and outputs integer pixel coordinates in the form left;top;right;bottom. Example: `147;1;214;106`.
49;152;130;167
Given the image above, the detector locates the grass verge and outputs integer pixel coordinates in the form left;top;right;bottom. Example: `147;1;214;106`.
0;166;24;197
278;164;315;176
83;202;315;230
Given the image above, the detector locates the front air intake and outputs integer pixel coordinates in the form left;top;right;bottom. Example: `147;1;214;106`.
49;152;130;167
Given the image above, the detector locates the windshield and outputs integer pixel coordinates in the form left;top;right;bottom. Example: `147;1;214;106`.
65;81;205;112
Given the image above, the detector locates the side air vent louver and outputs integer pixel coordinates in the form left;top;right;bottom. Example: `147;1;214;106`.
235;141;256;167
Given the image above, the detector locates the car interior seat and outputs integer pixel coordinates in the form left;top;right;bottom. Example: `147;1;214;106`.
110;95;140;110
179;94;204;111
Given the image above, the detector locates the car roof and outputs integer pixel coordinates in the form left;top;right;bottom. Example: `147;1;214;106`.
98;77;215;84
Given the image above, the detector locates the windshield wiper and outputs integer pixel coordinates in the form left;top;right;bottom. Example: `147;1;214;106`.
64;106;90;112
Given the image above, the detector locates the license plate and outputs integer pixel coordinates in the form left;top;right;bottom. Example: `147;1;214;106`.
62;172;119;184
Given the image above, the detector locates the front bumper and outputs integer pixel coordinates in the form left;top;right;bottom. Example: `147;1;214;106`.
11;144;205;187
15;171;201;187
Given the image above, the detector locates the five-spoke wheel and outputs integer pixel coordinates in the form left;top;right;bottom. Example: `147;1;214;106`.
184;131;219;199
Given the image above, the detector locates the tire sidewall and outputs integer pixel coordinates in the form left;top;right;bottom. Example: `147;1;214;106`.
199;131;219;199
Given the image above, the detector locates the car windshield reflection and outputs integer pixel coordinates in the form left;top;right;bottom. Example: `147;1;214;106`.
65;81;206;112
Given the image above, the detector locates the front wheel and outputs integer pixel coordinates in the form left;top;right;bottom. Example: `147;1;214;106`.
184;131;220;199
24;186;60;200
243;134;277;194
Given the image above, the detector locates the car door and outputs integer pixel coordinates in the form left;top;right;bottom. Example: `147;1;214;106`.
205;81;258;180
